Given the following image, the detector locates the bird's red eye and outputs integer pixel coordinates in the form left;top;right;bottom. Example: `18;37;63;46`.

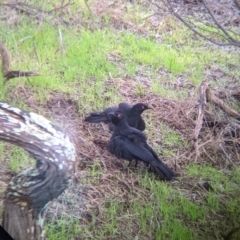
142;106;145;109
118;113;122;118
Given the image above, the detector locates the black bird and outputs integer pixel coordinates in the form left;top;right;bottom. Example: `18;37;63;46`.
84;102;151;131
107;111;175;181
0;225;14;240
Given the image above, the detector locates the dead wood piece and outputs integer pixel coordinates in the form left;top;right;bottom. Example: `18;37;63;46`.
0;41;10;76
206;88;240;120
4;70;40;81
191;81;209;155
0;103;76;240
215;89;240;102
190;82;240;161
0;41;40;81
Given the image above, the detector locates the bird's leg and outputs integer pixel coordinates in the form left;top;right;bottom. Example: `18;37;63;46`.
135;160;138;168
144;161;151;169
127;160;132;167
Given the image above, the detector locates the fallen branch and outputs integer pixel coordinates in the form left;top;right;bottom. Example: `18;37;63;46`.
206;87;240;120
0;103;76;240
0;41;40;81
191;81;209;155
215;89;240;102
190;80;240;160
4;70;39;81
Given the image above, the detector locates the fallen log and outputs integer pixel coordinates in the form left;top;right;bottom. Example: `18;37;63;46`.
0;102;76;240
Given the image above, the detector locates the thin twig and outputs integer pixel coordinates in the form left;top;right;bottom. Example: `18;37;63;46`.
191;81;209;154
0;41;40;81
148;0;240;47
206;88;240;120
202;0;236;43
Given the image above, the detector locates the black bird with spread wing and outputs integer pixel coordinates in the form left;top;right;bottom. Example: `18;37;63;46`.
107;111;175;180
84;103;151;131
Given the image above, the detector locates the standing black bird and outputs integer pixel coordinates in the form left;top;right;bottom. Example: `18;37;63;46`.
0;225;14;240
84;102;151;131
107;111;175;180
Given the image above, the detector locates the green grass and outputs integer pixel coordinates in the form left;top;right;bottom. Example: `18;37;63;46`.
6;146;35;172
187;165;240;233
46;217;80;240
1;15;238;108
151;124;189;157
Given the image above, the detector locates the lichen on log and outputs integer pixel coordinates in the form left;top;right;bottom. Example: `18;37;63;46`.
0;102;76;240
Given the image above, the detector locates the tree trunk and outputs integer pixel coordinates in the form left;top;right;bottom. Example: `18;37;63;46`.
0;102;76;240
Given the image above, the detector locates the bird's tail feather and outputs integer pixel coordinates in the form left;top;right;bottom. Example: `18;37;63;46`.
152;161;175;180
84;112;108;123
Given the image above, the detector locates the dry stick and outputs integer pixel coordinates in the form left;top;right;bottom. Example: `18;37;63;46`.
4;70;40;81
215;89;240;102
202;146;216;164
202;0;236;43
0;41;11;75
191;83;240;160
1;1;75;16
147;0;240;47
191;81;209;159
206;87;240;120
0;41;39;81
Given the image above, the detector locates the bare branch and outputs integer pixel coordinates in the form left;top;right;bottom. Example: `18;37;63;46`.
148;0;240;47
0;0;76;25
206;88;240;120
0;41;11;76
0;41;40;81
4;70;39;81
191;81;209;155
202;0;236;43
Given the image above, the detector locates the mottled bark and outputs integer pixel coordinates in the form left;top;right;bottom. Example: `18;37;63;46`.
0;103;76;240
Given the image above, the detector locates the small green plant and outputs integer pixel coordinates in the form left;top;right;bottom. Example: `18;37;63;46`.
136;82;145;96
180;196;206;222
46;217;80;240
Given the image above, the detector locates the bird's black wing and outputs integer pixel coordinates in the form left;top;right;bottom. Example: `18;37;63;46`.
84;106;118;123
0;225;14;240
118;103;132;112
120;138;175;180
135;117;145;131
